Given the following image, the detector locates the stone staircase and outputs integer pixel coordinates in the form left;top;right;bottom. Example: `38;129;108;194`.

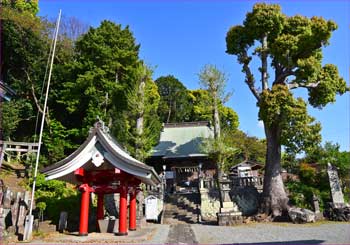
163;193;201;224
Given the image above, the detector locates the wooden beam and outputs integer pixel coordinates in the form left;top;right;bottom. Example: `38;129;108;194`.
0;141;40;147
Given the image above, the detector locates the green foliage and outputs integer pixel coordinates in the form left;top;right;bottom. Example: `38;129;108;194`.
155;75;191;123
286;165;330;211
2;0;39;15
308;65;347;108
188;89;239;131
42;118;79;165
201;132;239;174
228;130;266;166
305;142;350;185
28;173;79;222
299;163;317;186
59;20;140;135
304;142;350;200
1;3;51;143
1;99;33;140
259;84;321;153
125;64;161;160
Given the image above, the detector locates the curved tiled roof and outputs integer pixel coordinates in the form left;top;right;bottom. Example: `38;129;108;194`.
41;121;161;186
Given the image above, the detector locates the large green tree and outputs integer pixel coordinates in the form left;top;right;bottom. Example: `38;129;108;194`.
155;75;191;123
57;20;160;160
226;3;347;216
59;20;141;137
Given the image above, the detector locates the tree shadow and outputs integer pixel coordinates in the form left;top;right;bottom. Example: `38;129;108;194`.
174;137;205;156
152;141;176;156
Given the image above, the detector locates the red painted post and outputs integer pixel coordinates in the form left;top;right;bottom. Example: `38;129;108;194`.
79;184;90;236
116;185;128;236
96;193;104;231
129;190;137;231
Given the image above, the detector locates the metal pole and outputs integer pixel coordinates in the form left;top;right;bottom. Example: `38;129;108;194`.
23;9;61;241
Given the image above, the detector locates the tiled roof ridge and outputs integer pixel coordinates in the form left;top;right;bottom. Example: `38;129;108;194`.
163;121;210;128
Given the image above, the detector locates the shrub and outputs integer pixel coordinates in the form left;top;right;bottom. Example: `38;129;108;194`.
27;173;80;223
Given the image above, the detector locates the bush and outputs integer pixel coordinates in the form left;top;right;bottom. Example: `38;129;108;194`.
286;180;331;211
27;173;80;223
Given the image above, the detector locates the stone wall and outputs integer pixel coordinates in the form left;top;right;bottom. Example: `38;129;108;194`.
230;186;260;216
200;188;220;221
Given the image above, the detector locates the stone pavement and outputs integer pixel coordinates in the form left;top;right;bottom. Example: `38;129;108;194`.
7;221;350;244
165;224;198;244
192;222;350;244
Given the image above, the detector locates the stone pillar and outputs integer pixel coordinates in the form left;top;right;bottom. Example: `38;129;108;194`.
96;193;104;231
129;190;136;231
79;184;91;236
116;185;128;236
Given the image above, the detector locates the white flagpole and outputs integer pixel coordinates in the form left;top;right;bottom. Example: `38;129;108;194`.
23;9;61;241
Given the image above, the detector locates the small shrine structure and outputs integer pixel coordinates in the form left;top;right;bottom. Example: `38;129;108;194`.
41;121;161;236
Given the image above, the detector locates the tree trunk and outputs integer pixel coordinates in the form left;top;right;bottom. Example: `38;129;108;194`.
261;35;268;90
166;102;171;123
262;123;289;217
213;94;221;139
135;78;145;160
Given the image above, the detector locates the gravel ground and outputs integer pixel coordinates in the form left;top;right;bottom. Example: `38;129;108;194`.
191;222;350;244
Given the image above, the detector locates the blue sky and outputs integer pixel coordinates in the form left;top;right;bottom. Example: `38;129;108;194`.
39;0;350;151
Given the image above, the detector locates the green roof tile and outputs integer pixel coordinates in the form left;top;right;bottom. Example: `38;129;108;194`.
152;122;214;158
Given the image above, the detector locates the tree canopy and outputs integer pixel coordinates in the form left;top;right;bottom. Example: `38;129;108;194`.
155;75;191;123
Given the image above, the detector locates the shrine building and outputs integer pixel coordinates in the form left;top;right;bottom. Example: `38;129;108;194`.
146;121;217;193
41;121;161;236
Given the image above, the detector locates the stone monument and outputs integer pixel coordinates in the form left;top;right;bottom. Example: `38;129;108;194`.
325;163;350;221
327;163;345;208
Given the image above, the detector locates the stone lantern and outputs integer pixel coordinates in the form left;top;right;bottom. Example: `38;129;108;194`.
217;174;242;226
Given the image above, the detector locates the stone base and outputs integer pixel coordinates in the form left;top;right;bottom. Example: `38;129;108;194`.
315;212;324;221
220;201;241;214
217;212;243;226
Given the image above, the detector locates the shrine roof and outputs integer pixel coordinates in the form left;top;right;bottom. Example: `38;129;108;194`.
151;121;213;159
41;121;161;186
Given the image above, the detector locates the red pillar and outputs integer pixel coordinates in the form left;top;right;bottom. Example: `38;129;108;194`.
116;185;128;236
96;193;104;231
79;184;91;236
129;190;137;231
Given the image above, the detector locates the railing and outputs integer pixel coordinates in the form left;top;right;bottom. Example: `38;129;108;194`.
231;176;264;189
